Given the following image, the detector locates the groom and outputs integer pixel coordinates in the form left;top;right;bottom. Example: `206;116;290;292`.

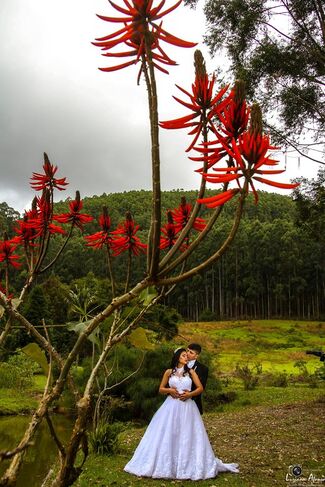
181;343;209;414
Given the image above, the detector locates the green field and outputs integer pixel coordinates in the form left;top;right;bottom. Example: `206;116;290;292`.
0;374;47;415
176;320;325;375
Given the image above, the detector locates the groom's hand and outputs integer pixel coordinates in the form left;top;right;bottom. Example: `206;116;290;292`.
179;390;191;401
169;388;180;399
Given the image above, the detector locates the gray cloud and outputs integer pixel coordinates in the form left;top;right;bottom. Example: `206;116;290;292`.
0;0;319;214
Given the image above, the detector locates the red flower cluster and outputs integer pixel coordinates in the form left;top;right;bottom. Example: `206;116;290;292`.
85;207;113;249
161;66;299;207
11;162;93;264
86;209;147;256
13;209;38;247
30;153;68;192
160;197;205;250
26;192;65;238
0;236;21;268
110;212;147;256
160;211;179;250
218;85;249;140
2;160;92;295
54;192;93;230
93;0;196;78
198;129;299;206
171;197;205;232
160;71;229;151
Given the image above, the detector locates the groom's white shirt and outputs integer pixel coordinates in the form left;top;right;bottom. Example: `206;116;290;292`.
187;359;196;369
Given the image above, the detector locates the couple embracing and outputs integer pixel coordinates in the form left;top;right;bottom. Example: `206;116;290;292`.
124;343;239;480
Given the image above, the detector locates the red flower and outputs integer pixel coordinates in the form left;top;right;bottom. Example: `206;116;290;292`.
110;212;147;256
198;188;241;208
216;88;249;140
85;206;113;249
160;51;230;151
185;81;250;173
27;192;65;237
190;82;250;173
0;236;21;268
12;211;38;247
198;131;299;207
93;0;196;78
159;211;180;250
30;153;68;192
99;211;112;233
171;197;206;232
54;192;93;230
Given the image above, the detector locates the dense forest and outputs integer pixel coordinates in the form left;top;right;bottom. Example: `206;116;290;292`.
0;170;324;326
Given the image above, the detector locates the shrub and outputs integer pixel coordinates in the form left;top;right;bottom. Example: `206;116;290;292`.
0;352;39;390
126;377;163;420
202;375;223;411
88;421;127;455
198;309;218;322
8;352;40;375
203;391;238;411
0;362;33;390
234;363;261;390
294;359;309;375
262;372;288;387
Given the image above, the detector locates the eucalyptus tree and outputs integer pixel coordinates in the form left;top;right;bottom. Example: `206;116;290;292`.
185;0;325;162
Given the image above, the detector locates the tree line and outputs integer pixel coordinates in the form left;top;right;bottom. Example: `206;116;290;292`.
0;170;324;324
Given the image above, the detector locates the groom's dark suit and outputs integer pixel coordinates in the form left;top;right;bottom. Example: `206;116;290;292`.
191;360;208;415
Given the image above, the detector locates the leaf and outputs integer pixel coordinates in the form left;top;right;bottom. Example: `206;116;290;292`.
128;327;154;350
0;305;5;318
21;343;49;375
139;286;158;306
67;321;100;348
67;320;91;332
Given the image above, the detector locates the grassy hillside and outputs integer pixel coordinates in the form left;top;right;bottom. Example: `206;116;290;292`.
176;320;325;375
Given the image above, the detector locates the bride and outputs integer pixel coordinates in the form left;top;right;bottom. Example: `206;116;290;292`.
124;347;239;480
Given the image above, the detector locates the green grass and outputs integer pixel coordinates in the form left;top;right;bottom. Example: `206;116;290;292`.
75;454;250;487
0;374;46;415
213;383;325;413
0;388;38;415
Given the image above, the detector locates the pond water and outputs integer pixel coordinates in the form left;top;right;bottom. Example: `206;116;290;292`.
0;414;74;487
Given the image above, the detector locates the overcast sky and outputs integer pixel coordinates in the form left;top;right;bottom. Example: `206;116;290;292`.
0;0;321;214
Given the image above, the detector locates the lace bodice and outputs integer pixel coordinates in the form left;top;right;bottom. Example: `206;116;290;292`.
169;372;192;393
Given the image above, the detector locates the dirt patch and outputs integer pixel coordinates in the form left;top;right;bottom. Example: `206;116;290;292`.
205;399;325;486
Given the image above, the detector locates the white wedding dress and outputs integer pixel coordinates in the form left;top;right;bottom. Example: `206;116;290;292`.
124;369;239;480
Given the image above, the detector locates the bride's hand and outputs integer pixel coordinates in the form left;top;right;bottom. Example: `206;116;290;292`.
169;387;180;399
179;390;191;401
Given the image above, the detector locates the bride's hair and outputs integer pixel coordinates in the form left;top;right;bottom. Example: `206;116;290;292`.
170;348;190;376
